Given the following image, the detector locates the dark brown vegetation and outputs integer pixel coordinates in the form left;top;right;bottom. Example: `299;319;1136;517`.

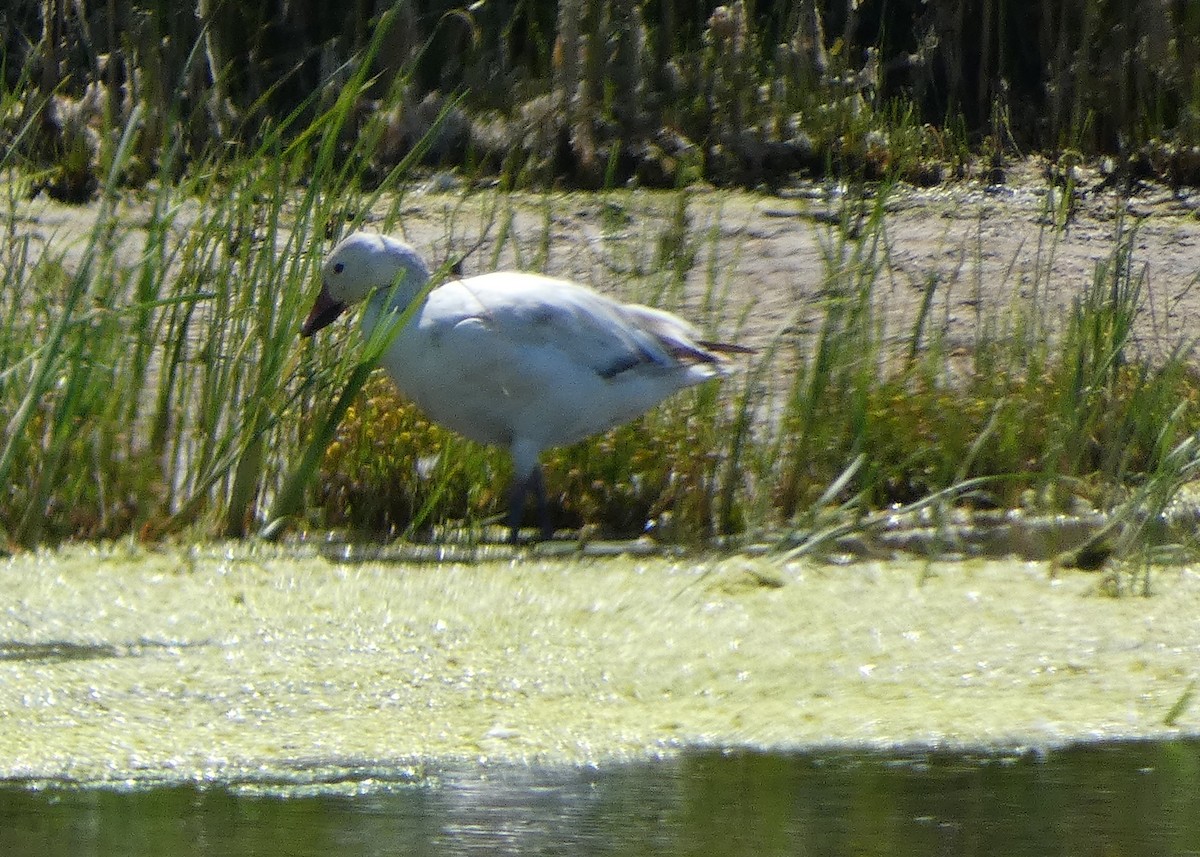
8;1;1200;199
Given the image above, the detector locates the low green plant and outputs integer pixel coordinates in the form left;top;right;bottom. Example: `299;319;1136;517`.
743;177;1200;553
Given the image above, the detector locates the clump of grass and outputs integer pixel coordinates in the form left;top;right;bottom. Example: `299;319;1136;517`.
0;8;426;547
544;384;734;541
315;375;735;541
747;180;1200;553
311;374;476;537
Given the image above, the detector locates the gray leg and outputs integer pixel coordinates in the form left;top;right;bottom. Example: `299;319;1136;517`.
506;465;554;544
530;465;554;541
506;475;528;544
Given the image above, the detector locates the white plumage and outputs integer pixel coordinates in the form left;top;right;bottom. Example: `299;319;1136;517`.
302;230;746;541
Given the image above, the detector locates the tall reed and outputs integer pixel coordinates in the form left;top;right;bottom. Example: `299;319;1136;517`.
0;9;421;544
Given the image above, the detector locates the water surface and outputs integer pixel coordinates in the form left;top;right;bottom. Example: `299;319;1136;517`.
4;740;1198;856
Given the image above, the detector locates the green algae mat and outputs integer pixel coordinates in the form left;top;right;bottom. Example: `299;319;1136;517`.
2;544;1198;787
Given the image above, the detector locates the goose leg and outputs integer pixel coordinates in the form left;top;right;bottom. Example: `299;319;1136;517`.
506;465;554;544
506;476;527;544
530;465;554;541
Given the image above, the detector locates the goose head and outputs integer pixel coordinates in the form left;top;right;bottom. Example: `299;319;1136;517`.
301;231;432;336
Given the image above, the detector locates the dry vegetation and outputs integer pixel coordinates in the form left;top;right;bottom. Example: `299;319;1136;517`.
8;1;1200;197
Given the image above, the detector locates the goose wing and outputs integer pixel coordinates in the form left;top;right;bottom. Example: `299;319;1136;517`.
378;271;737;449
426;272;720;380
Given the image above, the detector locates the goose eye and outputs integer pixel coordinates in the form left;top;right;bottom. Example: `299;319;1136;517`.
334;262;345;274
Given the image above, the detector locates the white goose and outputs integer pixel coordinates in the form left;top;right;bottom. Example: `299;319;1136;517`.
301;230;747;542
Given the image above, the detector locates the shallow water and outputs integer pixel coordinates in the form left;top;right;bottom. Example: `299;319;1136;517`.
4;545;1200;855
3;740;1198;856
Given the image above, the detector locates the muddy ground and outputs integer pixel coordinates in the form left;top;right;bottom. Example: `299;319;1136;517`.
382;160;1200;368
12;157;1200;369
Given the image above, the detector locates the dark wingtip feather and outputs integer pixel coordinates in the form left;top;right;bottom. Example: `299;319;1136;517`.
697;340;757;356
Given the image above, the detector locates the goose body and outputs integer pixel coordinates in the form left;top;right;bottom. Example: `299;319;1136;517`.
302;231;743;541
